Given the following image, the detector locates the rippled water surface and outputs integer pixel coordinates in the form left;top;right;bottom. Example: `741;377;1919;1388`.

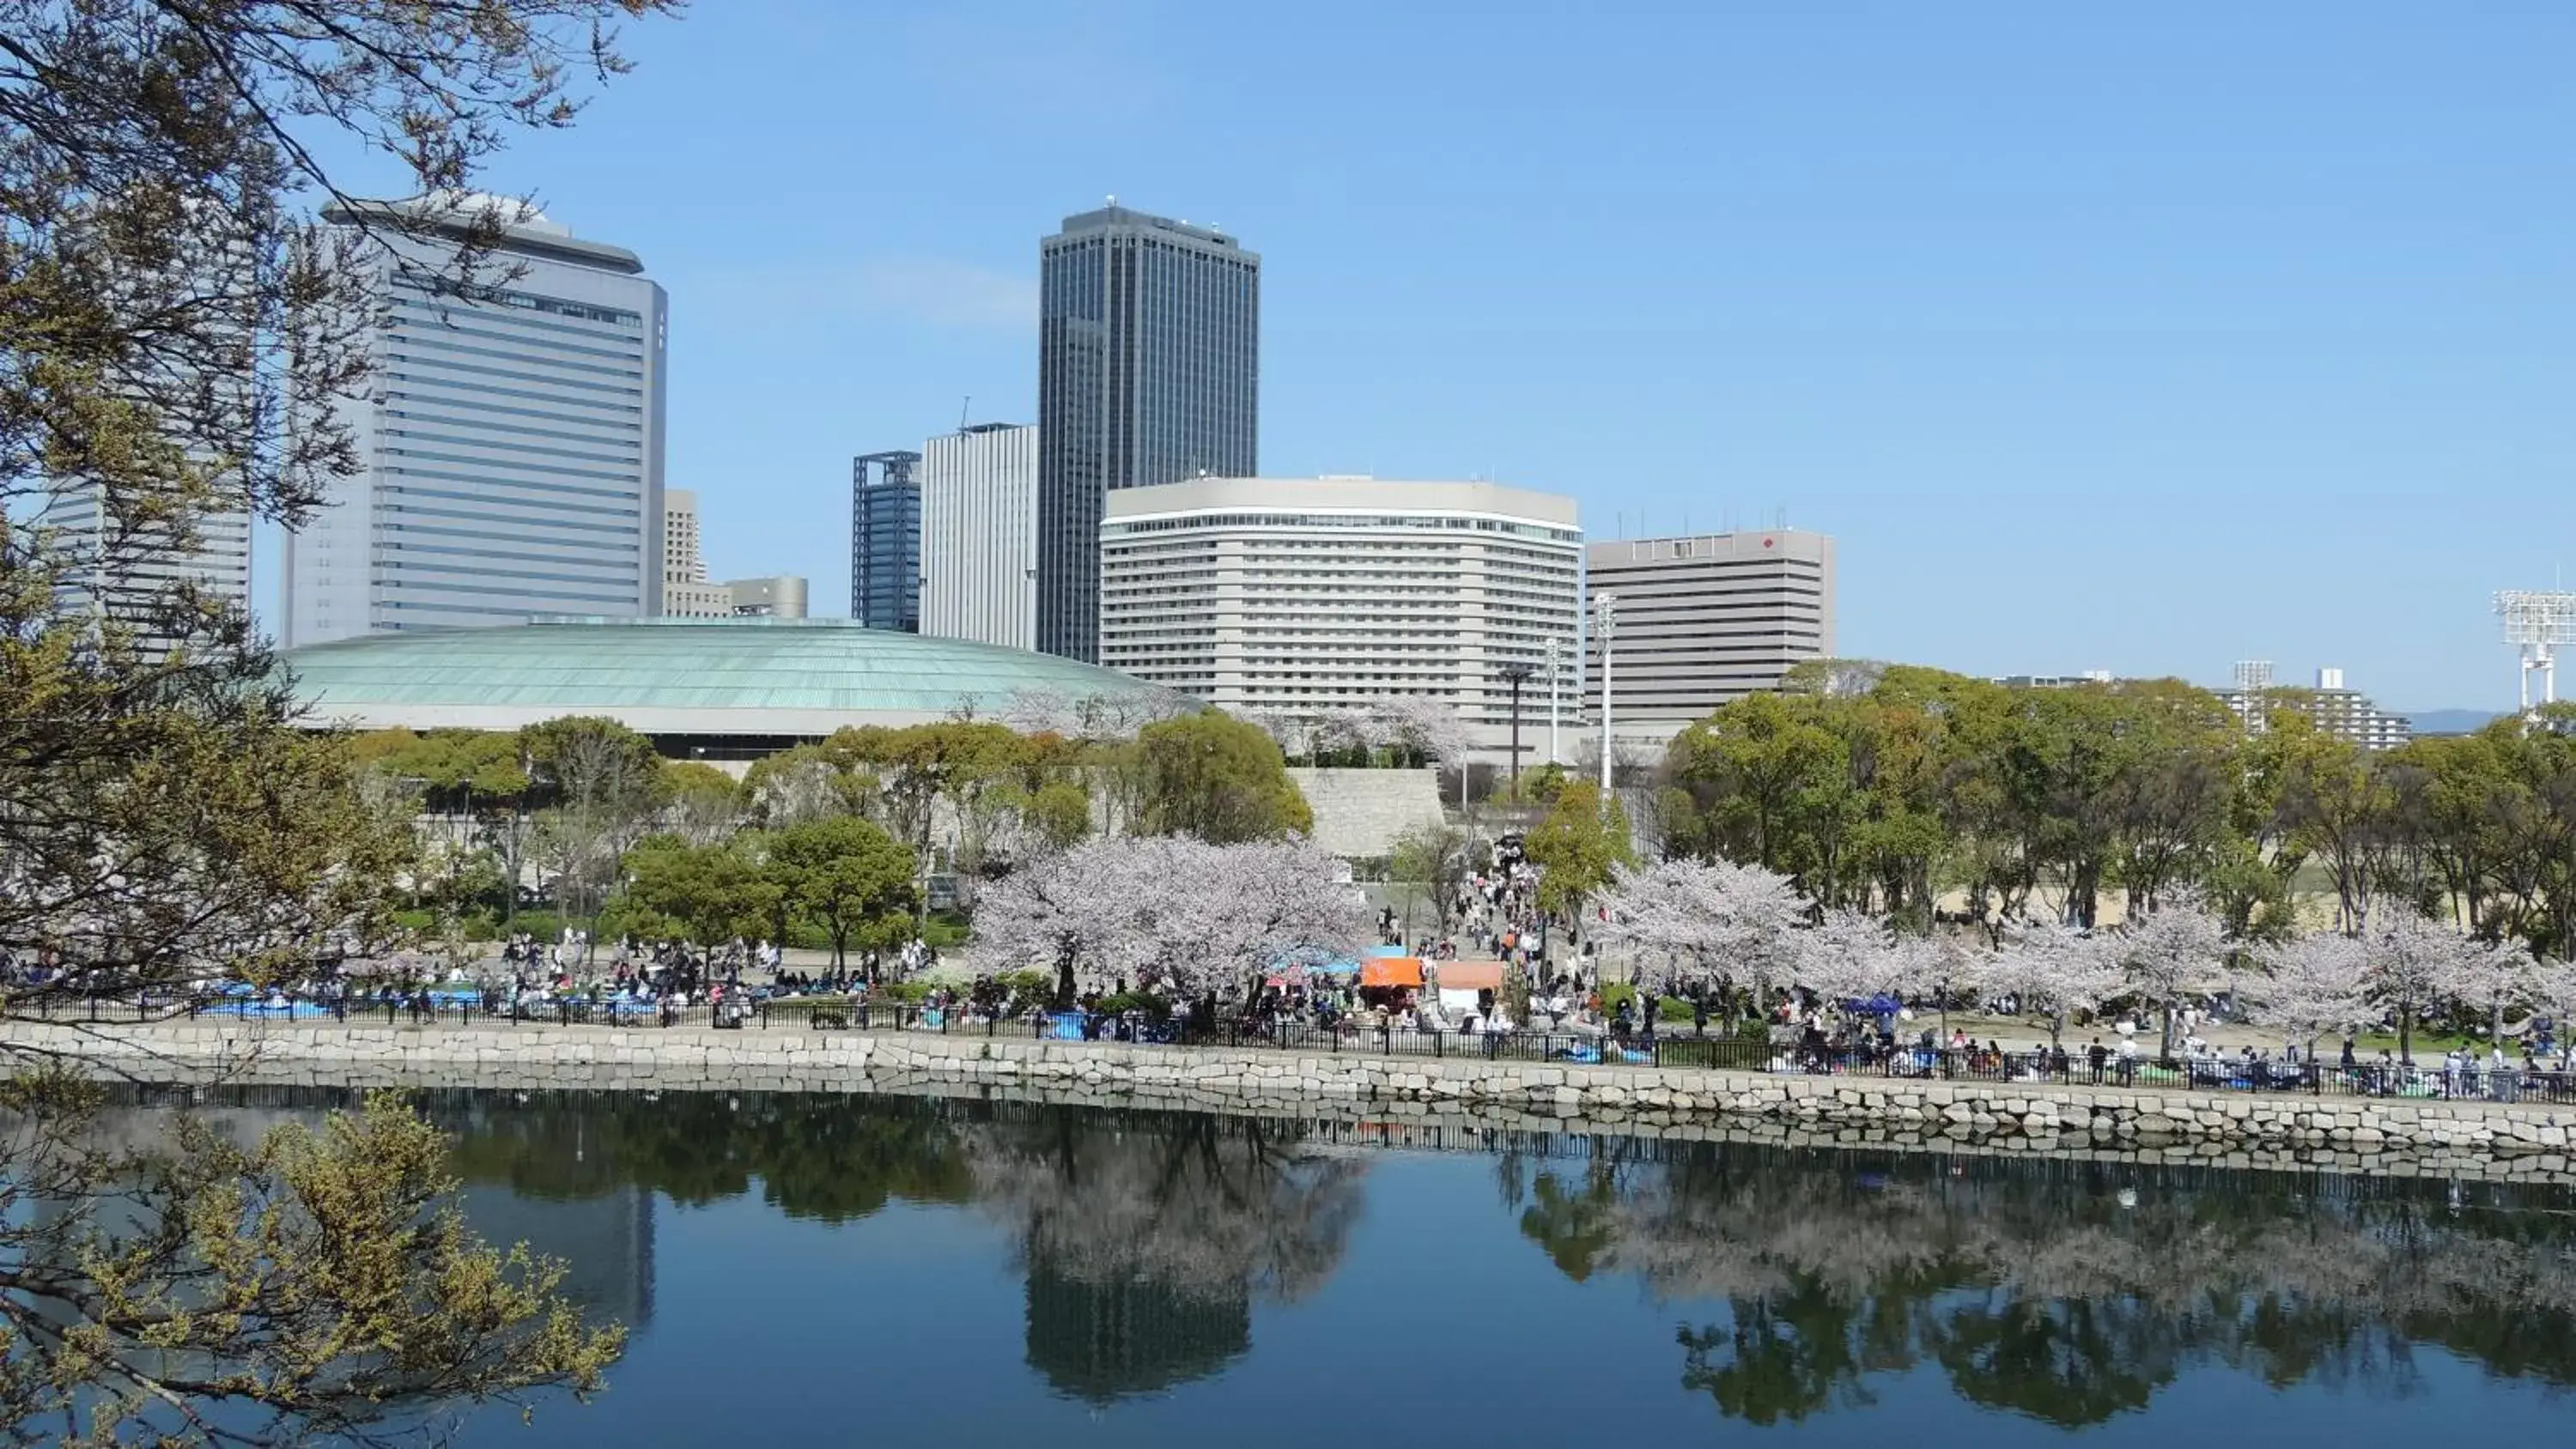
167;1088;2576;1444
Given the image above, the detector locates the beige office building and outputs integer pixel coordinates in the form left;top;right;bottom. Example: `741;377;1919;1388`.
1100;477;1582;737
1585;529;1836;731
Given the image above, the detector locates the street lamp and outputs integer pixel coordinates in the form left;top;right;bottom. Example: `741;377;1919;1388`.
1592;592;1619;799
1544;635;1564;766
1498;661;1536;791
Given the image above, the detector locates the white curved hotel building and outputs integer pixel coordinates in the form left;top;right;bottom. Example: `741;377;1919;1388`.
1099;477;1582;737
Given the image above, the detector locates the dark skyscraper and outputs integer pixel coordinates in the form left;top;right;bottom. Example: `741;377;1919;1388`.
851;450;922;632
1036;206;1259;663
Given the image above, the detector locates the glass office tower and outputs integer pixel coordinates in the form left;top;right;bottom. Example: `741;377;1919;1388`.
1035;206;1258;663
851;450;922;632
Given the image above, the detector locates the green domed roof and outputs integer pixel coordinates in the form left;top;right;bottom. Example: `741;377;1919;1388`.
283;618;1168;737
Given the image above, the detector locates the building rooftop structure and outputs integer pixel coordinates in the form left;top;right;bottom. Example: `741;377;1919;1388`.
282;617;1169;757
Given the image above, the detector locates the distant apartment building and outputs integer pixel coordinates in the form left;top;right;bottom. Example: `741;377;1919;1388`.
1099;477;1582;737
851;450;921;632
1995;670;2117;688
1585;530;1836;731
2221;663;2412;752
283;195;666;646
920;422;1038;651
1036;206;1260;663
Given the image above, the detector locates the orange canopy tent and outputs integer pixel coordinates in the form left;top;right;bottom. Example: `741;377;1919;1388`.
1432;961;1505;991
1358;957;1426;989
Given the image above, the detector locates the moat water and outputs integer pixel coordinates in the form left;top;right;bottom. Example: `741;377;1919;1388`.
131;1088;2576;1443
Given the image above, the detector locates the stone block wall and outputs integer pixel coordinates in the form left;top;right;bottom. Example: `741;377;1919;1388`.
9;1019;2574;1179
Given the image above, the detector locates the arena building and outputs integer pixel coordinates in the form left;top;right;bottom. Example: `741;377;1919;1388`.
281;616;1171;760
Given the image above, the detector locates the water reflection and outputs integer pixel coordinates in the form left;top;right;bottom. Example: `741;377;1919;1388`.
108;1088;2576;1426
1503;1143;2576;1425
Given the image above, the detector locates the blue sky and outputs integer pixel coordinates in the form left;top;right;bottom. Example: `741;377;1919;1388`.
287;0;2573;711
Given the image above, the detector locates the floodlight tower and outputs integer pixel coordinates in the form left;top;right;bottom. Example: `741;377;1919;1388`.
2496;591;2576;713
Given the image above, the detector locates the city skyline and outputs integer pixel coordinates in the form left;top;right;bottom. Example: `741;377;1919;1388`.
242;3;2573;709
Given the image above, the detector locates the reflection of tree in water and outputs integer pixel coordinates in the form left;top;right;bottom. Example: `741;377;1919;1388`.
1512;1143;2576;1428
963;1107;1367;1403
424;1088;976;1222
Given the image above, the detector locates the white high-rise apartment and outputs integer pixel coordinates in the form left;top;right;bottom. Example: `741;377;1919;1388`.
1583;530;1837;731
1100;477;1583;737
920;423;1038;651
38;485;252;651
2219;664;2413;752
283;196;667;646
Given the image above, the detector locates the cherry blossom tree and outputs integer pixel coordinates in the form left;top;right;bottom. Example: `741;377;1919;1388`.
2361;910;2508;1064
2445;935;2541;1047
1793;911;1937;1014
973;835;1366;1004
1596;858;1804;1009
1372;695;1475;770
2239;931;2370;1058
2094;892;2232;1059
1971;919;2123;1046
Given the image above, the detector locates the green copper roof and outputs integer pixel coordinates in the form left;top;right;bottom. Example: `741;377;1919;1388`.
282;618;1165;733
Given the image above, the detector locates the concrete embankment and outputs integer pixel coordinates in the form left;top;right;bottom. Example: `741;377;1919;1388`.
13;1018;2576;1183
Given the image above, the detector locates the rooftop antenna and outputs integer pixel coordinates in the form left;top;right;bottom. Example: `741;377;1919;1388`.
958;394;971;432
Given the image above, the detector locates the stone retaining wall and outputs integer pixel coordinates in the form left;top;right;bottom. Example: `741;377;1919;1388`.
12;1019;2575;1179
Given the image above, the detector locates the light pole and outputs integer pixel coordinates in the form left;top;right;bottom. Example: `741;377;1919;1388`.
1498;661;1535;791
1593;592;1619;800
1545;635;1564;766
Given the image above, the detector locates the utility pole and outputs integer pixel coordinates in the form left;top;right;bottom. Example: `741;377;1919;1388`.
1593;592;1619;801
1498;661;1535;791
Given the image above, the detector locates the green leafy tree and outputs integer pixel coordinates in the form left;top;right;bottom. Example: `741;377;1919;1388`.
1527;780;1636;925
1127;712;1314;843
611;835;780;948
769;816;918;969
1387;821;1472;940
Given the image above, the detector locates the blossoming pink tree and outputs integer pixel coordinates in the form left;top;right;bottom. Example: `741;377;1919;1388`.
1597;858;1804;1012
2094;892;2232;1059
2361;911;2514;1064
1971;919;2123;1047
2239;931;2370;1058
974;835;1367;1005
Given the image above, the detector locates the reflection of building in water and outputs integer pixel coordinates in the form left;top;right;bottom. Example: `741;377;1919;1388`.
457;1184;655;1332
1022;1264;1249;1403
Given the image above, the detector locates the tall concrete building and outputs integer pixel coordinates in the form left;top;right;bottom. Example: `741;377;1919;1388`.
1099;478;1582;737
1585;529;1836;732
1036;206;1259;663
660;488;728;616
850;450;920;632
38;485;252;652
662;488;804;618
283;196;666;646
920;422;1038;651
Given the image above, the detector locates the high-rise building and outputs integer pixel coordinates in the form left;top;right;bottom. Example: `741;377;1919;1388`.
282;197;666;646
37;485;252;653
1099;477;1582;737
851;450;920;632
1585;530;1837;731
920;422;1038;651
1036;206;1259;663
659;488;728;616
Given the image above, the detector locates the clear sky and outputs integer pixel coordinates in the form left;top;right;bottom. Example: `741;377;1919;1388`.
279;0;2574;712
